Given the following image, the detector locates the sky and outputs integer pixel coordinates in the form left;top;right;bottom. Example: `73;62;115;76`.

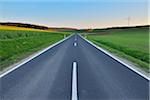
0;0;148;29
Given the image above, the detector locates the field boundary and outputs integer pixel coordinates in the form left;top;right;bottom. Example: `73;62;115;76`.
79;34;150;80
0;34;73;78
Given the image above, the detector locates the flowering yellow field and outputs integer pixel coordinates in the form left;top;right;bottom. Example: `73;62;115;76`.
0;25;54;32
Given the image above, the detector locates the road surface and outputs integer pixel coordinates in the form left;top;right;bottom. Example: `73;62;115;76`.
0;34;149;100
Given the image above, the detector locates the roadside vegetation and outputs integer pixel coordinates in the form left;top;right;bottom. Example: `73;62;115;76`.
87;26;149;72
0;29;70;71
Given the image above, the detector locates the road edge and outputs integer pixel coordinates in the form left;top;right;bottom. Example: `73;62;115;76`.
0;34;73;78
79;34;150;81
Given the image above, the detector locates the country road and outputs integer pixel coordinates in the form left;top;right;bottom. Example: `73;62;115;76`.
0;34;149;100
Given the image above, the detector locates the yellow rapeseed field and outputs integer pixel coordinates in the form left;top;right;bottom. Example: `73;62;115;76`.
0;25;54;32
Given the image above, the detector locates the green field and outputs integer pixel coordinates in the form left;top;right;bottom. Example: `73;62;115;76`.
0;30;69;70
87;27;149;72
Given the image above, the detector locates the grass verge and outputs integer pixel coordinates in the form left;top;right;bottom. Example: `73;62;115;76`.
0;30;69;71
89;40;149;73
87;27;149;72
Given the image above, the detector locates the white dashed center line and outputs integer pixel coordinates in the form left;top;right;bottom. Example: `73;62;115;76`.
71;62;78;100
74;42;77;46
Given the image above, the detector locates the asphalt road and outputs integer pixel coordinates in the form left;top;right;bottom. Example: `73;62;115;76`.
0;34;149;100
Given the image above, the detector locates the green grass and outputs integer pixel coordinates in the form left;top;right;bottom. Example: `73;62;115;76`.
0;30;69;70
87;27;149;72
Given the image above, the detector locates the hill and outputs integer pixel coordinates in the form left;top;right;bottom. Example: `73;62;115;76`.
0;22;77;32
78;25;149;34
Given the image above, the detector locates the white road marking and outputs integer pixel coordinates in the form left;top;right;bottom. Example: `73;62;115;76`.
72;62;78;100
75;38;77;41
79;34;150;80
75;36;77;41
74;42;77;46
0;34;73;78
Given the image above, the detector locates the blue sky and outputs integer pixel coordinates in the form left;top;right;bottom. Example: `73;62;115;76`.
0;0;148;28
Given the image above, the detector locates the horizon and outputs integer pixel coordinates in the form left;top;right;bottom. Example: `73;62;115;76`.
0;0;148;28
0;21;149;30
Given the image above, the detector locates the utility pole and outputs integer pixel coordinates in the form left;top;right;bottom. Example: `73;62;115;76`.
127;16;131;26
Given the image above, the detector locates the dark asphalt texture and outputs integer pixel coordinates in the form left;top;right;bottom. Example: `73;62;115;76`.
0;34;149;100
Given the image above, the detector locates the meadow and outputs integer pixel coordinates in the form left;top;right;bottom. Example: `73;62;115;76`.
87;27;149;72
0;29;68;70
